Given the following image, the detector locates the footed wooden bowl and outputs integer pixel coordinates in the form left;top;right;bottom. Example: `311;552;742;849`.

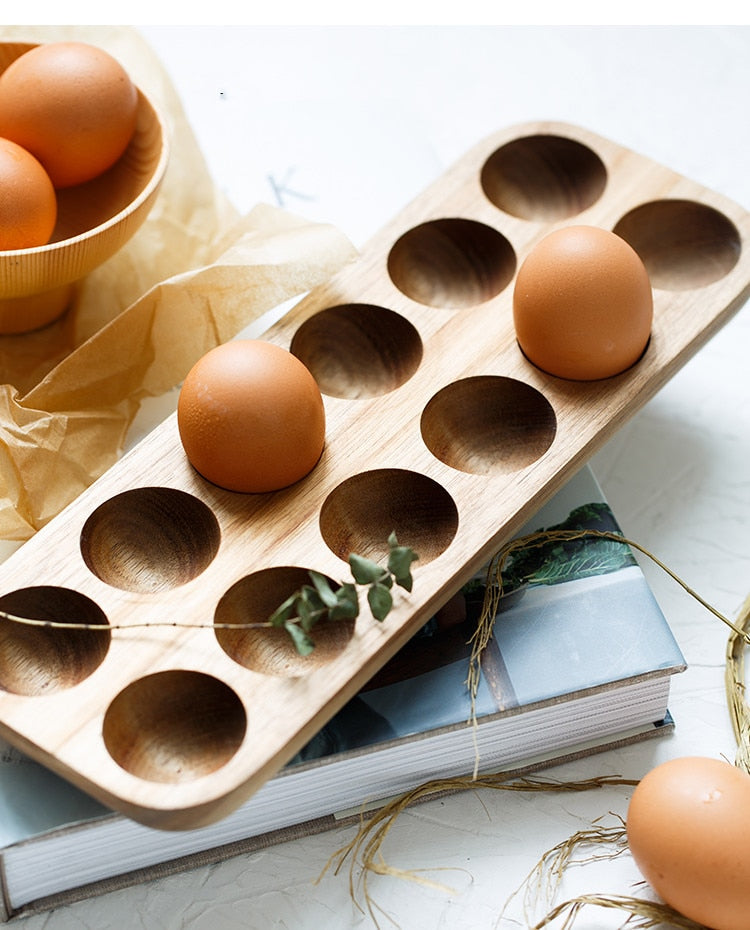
0;42;169;334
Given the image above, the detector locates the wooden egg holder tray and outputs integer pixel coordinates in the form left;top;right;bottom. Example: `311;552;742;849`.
0;120;749;831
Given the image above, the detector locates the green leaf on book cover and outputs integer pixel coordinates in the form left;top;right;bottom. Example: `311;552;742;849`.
502;502;637;590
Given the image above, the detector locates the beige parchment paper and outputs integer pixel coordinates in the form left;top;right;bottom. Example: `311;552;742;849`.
0;25;357;541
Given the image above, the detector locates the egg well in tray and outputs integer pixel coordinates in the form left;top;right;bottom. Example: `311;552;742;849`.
0;121;747;830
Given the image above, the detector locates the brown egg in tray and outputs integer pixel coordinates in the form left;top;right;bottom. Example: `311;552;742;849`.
0;119;748;831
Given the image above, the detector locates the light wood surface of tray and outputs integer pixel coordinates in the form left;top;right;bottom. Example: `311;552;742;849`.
0;120;748;830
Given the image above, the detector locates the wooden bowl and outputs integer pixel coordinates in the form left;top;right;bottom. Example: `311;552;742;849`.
0;42;169;334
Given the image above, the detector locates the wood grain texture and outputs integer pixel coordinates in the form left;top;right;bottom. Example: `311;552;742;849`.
0;120;747;829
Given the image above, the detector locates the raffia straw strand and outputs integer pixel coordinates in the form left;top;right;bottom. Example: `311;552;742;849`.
512;820;628;919
468;529;749;717
531;893;708;929
725;592;750;774
323;775;638;880
319;775;638;928
495;815;712;929
505;551;750;928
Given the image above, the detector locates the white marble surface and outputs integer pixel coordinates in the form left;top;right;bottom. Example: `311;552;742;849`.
14;23;750;929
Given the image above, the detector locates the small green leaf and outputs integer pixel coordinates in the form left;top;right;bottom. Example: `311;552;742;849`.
268;592;299;627
386;533;419;591
328;582;360;622
296;586;326;631
368;582;393;621
349;552;385;585
284;619;314;656
388;546;418;591
309;571;339;609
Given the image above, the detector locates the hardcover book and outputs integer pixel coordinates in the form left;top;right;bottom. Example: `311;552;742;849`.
0;466;685;921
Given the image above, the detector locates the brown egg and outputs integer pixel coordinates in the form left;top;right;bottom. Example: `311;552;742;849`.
0;136;57;249
0;41;138;188
177;340;326;493
513;225;653;380
627;756;750;930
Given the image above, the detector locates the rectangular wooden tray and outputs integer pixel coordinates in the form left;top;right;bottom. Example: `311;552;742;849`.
0;120;748;830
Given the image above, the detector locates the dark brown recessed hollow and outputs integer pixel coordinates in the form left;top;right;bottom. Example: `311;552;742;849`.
387;218;516;309
613;199;741;290
80;487;221;593
102;670;246;784
421;376;557;475
319;469;458;566
0;586;110;696
480;134;607;221
290;304;423;399
215;566;355;677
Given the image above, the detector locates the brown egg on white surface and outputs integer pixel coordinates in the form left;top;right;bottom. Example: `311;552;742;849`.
626;755;750;930
513;224;653;380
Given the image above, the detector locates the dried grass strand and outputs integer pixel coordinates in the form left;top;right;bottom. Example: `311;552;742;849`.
498;817;711;929
725;592;750;774
468;529;749;720
498;818;629;923
531;893;708;929
319;775;637;928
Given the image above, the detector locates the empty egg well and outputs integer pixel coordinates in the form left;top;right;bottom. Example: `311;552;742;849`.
421;376;557;475
387;218;516;309
0;586;110;696
612;199;741;290
480;133;607;221
80;487;221;593
290;304;423;399
102;670;246;784
215;566;356;677
319;468;459;565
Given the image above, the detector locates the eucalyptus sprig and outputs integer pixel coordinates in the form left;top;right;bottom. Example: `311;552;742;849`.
267;531;418;656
